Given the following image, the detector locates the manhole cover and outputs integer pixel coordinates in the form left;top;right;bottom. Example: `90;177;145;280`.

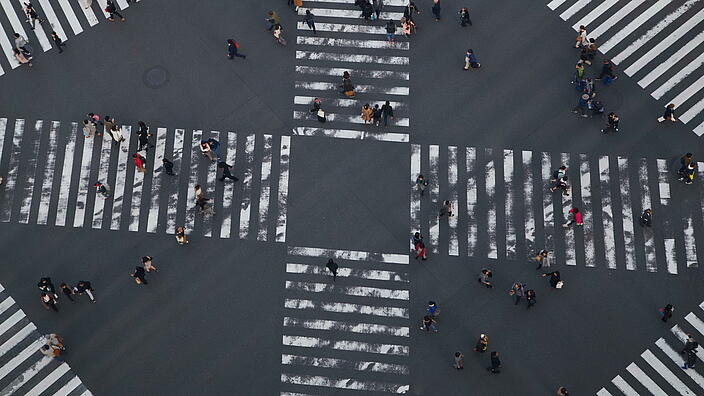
142;66;169;88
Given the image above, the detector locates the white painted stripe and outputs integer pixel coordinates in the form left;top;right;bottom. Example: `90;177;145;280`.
654;51;704;99
24;362;70;396
283;317;409;337
257;135;273;241
0;323;35;358
14;0;52;52
618;157;636;270
410;144;420;251
203;131;219;237
693;119;704;136
541;152;554;259
0;310;25;337
17;120;41;224
627;362;667;395
280;373;409;393
57;0;83;35
55;123;77;227
684;212;698;267
641;349;695;395
0;338;44;381
305;0;406;5
611;0;700;61
284;298;408;318
665;238;677;274
0;121;7;202
95;0;110;18
522;151;536;254
448;146;459;256
294;96;407;110
286;263;409;282
37;0;68;44
297;36;409;50
600;0;673;54
298;7;404;20
275;136;290;242
428;145;439;254
579;154;595;267
282;335;408;356
0;22;14;71
146;128;167;233
611;375;639;396
0;356;52;395
639;31;704;88
91;132;111;229
80;390;92;396
296;21;386;35
294;65;409;80
238;134;255;239
281;354;409;374
547;0;567;10
486;149;497;259
73;133;94;228
656;337;704;389
115;0;129;10
679;94;704;123
287;246;409;264
560;153;576;266
657;159;671;202
109;128;131;230
53;375;82;396
184;130;202;234
285;281;409;300
0;119;24;222
75;0;98;27
0;284;3;293
685;312;704;337
220;132;237;239
589;0;645;40
572;0;618;30
599;156;617;269
639;159;656;272
0;297;14;316
559;0;591;20
165;129;184;234
279;393;310;396
622;8;704;75
296;51;409;65
504;150;515;259
294;81;409;96
293;127;409;142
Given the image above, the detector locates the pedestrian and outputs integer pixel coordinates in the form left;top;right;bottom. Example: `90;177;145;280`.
679;162;696;185
14;33;31;54
454;352;464;369
94;181;111;197
557;387;569;396
488;351;501;373
439;200;454;217
82;120;96;138
38;277;59;298
526;289;536;309
474;334;489;353
87;113;102;130
550;176;569;195
574;25;587;48
23;3;44;30
542;270;563;288
509;282;525;305
131;266;147;285
41;343;62;360
589;99;605;117
108;124;125;145
266;11;280;31
458;7;471;26
584;38;597;65
381;101;394;126
385;19;396;42
427;301;440;318
551;166;567;181
431;0;441;21
196;194;215;215
372;104;382;126
403;1;420;20
572;93;591;118
463;49;480;70
73;281;96;302
562;207;583;228
106;0;125;21
601;112;620;134
304;10;316;34
273;24;286;45
361;1;374;20
326;258;339;281
51;31;66;53
597;59;617;82
682;350;697;369
59;283;74;302
639;208;653;227
13;48;32;67
420;315;438;332
584;77;595;96
659;103;677;123
415;174;428;195
680;333;698;354
293;0;302;12
46;334;65;352
142;255;158;272
218;162;239;182
311;98;326;122
415;238;427;260
207;138;222;160
103;116;115;137
358;104;373;125
660;303;674;322
533;249;548;270
162;158;176;176
133;153;147;173
200;140;215;161
478;268;493;288
679;152;693;173
137;121;152;151
401;17;415;37
373;0;383;19
412;232;426;259
175;226;189;245
226;39;246;59
40;292;58;312
573;62;585;88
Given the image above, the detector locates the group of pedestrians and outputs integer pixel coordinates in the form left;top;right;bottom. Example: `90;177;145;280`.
39;277;95;312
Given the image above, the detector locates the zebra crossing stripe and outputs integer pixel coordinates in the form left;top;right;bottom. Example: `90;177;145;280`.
571;0;618;30
298;8;404;20
670;74;704;115
680;93;704;124
54;375;82;396
115;0;129;10
448;146;459;256
203;131;219;237
258;135;273;241
184;130;202;234
522;151;536;254
294;65;409;80
611;375;639;396
276;136;291;242
410;144;420;250
588;0;645;40
0;23;13;71
655;337;704;389
618;157;636;270
627;362;667;395
220;132;237;239
293;127;409;142
296;51;409;65
0;296;14;315
579;154;595;267
165;128;184;234
504;150;516;259
91;134;111;229
80;390;93;396
684;212;698;267
428;145;439;254
239;134;256;239
684;312;704;336
600;0;673;54
57;0;84;35
0;355;52;395
486;149;498;259
284;298;408;318
547;0;567;10
639;31;704;88
653;51;704;100
297;36;409;50
306;0;407;5
641;349;695;395
0;311;25;337
55;123;77;227
283;317;409;337
296;21;386;35
560;153;575;266
559;0;592;20
599;156;617;269
24;362;70;396
285;281;409;300
294;96;406;110
286;263;409;282
280;393;311;396
0;323;35;358
110;129;131;230
294;81;410;96
540;152;554;260
146;128;167;233
75;0;99;27
17;120;41;224
639;159;656;272
282;335;409;356
1;119;24;223
0;338;45;381
467;147;477;256
14;0;52;52
672;324;704;365
665;238;677;274
37;0;68;43
657;159;677;274
657;159;671;203
293;110;410;127
280;373;409;393
73;133;95;227
281;354;409;374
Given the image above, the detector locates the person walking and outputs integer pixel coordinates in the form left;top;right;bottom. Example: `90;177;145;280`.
142;255;158;272
131;266;147;285
133;153;147;173
597;59;617;82
572;93;591;118
103;116;115;137
23;3;44;30
439;200;454;217
680;333;698;355
136;121;152;151
40;292;58;312
488;351;501;373
415;174;428;195
463;49;480;70
639;208;653;227
660;303;674;322
659;104;677;123
401;17;415;37
13;48;32;67
372;104;382;126
509;282;525;305
38;277;59;298
414;235;427;260
478;268;493;288
304;10;316;34
431;0;441;21
403;1;420;20
340;71;355;97
46;334;65;353
557;387;569;396
542;270;562;288
108;124;125;145
14;33;32;54
573;61;585;88
526;289;536;309
574;25;587;48
226;39;246;59
175;226;189;245
361;103;373;124
385;19;396;42
293;0;302;12
682;350;697;369
551;166;567;182
326;258;339;281
373;0;383;19
273;24;286;45
454;352;464;369
458;7;471;26
310;97;326;122
200;140;215;161
427;301;440;318
162;158;176;176
474;334;488;353
550;176;569;195
533;250;549;270
679;162;696;185
266;11;280;31
679;152;693;174
73;281;96;302
87;112;102;129
51;31;66;53
106;0;125;21
94;181;111;197
82;120;96;138
196;194;215;215
381;101;394;126
601;112;620;134
420;315;438;332
60;283;74;301
218;162;239;182
562;207;583;228
41;337;64;360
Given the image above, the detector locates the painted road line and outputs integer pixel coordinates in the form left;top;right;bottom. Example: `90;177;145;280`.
24;362;70;396
639;158;656;272
0;311;25;338
541;152;554;260
641;349;695;395
504;150;516;259
14;0;52;52
486;149;498;259
0;338;45;381
203;131;219;237
220;132;237;239
0;119;24;222
17;120;41;224
276;136;291;242
559;0;592;20
296;21;386;35
448;146;459;256
281;354;409;374
37;121;58;225
599;156;617;269
184;130;202;234
285;281;409;300
428;145;440;254
73;132;94;228
522;151;536;254
128;134;146;232
665;238;677;274
560;153;575;266
165;128;184;234
294;81;409;96
55;123;77;227
0;297;15;317
280;373;409;393
239;134;256;239
652;51;704;100
146;127;167;233
297;36;409;50
410;144;421;250
579;154;595;267
0;22;14;70
287;246;408;264
286;263;409;282
109;130;131;230
75;0;98;26
293;127;409;142
571;0;618;30
547;0;567;10
53;375;82;396
91;132;111;229
283;317;409;337
692;120;704;136
298;7;404;19
0;355;52;395
296;51;409;65
626;362;667;395
305;0;407;5
284;299;408;318
667;72;704;110
685;312;704;336
679;94;704;124
282;335;409;356
600;0;673;54
257;135;273;241
115;0;129;10
657;159;671;204
611;375;639;396
672;324;704;364
0;323;35;357
294;65;409;80
37;0;68;44
684;212;698;267
95;0;110;18
639;31;704;88
57;0;83;35
655;337;704;389
657;158;677;274
294;96;406;110
618;157;636;270
589;0;645;40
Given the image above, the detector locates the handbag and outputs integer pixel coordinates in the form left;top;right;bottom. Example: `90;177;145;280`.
556;280;564;289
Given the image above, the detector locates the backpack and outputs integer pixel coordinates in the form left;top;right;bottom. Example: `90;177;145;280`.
235;41;240;49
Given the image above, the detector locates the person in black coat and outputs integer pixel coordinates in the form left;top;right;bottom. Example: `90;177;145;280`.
227;39;246;59
162;158;176;176
381;101;394;126
217;162;239;182
541;271;561;288
488;351;501;373
326;259;339;281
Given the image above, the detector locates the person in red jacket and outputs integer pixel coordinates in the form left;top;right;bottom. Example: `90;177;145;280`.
562;207;583;228
133;153;146;173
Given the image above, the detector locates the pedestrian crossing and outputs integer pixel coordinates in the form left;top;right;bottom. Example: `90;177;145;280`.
0;117;291;242
0;283;92;395
411;144;704;274
0;0;138;76
545;0;704;136
280;246;411;394
292;0;411;143
597;300;704;395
